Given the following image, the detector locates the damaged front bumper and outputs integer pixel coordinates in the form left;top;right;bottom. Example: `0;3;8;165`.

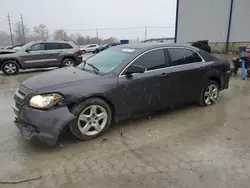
13;106;76;146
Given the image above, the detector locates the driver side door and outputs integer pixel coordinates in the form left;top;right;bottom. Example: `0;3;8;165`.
19;43;48;69
115;49;168;118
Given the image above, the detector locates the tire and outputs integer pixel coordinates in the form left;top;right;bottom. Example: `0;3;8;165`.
232;67;238;75
1;60;19;75
70;98;112;140
61;58;76;67
198;80;219;106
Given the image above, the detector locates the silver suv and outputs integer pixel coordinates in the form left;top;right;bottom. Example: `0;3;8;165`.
0;40;82;75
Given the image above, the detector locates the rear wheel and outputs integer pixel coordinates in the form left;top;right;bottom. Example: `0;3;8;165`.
61;58;76;67
70;98;112;140
199;80;219;106
1;60;19;75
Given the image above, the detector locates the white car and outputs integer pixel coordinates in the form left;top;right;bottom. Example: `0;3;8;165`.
81;44;99;54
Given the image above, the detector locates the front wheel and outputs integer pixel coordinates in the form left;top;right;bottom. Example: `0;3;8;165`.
1;60;20;75
70;98;112;140
199;80;219;106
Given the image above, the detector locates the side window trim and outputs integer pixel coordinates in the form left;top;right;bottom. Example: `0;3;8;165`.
119;47;205;77
164;49;171;67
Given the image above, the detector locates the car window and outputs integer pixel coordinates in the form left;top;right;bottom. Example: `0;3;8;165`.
78;48;135;73
60;43;73;49
45;43;60;50
192;50;203;62
168;48;200;66
131;49;166;71
30;43;45;51
88;45;97;48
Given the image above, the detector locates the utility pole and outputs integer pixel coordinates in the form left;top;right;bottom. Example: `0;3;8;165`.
7;13;13;45
96;28;99;39
20;14;25;44
144;26;147;40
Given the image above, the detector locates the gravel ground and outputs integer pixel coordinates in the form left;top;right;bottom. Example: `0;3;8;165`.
0;54;250;188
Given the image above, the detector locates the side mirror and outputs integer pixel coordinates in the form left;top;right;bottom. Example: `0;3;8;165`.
25;48;31;52
125;65;145;75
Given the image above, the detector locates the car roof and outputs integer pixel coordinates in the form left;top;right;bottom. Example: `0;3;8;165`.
35;40;74;43
115;42;200;51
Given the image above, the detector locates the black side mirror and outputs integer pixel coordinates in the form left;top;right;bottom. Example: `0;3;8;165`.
25;48;31;52
125;65;145;75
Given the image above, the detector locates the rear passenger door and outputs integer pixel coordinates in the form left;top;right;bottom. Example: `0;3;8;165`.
165;48;206;104
44;43;61;67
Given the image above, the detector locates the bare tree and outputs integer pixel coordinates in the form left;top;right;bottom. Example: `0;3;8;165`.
103;37;118;44
53;29;68;40
14;22;29;44
0;31;11;45
33;24;49;40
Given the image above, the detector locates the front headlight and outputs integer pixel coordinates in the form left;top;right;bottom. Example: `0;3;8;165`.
29;93;63;109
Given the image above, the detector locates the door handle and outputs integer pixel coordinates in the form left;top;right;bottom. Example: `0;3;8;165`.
160;73;168;77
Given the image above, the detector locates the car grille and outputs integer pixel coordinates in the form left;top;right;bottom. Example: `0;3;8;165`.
13;88;26;111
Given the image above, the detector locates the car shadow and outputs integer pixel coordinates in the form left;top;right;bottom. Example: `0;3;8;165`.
54;103;198;148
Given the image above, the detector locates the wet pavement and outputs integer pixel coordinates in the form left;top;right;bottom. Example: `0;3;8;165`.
0;64;250;187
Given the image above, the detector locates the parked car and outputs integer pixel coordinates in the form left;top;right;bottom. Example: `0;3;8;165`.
81;44;99;54
5;44;23;50
95;43;119;53
0;40;82;75
13;43;230;146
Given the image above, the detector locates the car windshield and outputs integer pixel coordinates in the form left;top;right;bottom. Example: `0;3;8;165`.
18;42;33;51
78;48;135;74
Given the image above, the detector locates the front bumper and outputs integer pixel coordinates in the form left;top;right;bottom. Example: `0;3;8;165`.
14;106;76;146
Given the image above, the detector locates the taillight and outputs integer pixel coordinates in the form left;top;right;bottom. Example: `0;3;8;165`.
77;50;82;56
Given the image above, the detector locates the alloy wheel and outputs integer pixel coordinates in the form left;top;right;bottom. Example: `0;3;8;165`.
64;60;75;66
77;105;108;136
204;84;219;105
4;63;16;74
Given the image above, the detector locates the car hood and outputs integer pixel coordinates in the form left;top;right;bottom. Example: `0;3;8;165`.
22;67;99;90
0;49;16;55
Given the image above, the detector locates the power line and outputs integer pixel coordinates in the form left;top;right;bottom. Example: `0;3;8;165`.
7;12;13;45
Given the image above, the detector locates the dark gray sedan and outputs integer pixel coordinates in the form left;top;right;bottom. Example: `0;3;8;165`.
13;43;231;146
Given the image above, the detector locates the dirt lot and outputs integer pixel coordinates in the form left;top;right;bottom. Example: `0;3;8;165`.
0;58;250;187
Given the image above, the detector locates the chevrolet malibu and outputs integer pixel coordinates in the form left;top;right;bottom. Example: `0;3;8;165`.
13;43;231;146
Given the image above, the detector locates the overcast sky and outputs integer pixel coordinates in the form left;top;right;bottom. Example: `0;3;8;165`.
0;0;176;40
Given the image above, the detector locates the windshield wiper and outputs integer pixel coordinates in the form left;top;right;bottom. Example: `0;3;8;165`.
87;63;100;74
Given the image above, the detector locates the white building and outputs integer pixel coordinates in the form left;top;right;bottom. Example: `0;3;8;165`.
175;0;250;52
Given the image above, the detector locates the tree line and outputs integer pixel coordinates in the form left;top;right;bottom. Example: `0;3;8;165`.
0;23;118;46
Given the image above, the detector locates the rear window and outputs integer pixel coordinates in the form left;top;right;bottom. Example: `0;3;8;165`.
199;50;218;61
46;43;60;50
60;43;73;49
